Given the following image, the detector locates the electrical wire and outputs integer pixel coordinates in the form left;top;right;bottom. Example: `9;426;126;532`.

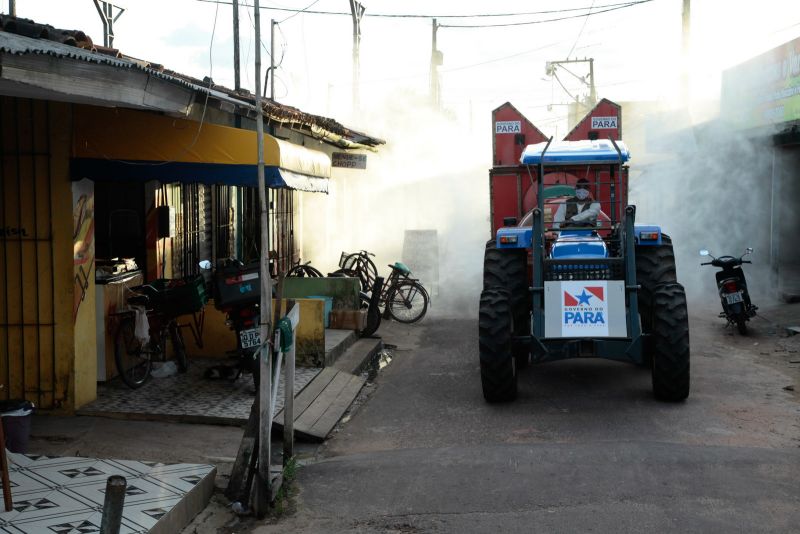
440;2;652;28
567;0;595;58
278;0;321;24
195;0;652;19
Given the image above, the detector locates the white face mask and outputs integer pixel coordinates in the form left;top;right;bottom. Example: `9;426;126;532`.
575;188;590;200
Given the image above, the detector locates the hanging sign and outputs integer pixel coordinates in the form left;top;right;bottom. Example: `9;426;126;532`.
332;152;367;169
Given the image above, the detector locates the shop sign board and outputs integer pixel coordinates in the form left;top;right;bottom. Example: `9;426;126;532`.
722;35;800;130
332;152;367;169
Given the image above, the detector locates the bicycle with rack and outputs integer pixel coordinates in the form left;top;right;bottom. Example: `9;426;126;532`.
112;275;208;389
336;250;430;324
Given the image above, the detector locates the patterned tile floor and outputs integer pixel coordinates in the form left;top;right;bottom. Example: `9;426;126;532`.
0;452;215;533
78;358;321;424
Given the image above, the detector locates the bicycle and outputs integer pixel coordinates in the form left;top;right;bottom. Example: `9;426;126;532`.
338;250;377;292
286;258;323;278
344;250;429;323
113;275;207;389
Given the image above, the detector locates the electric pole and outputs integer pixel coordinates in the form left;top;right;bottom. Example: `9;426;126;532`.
233;0;241;92
270;19;276;101
253;0;275;517
8;1;15;16
681;0;691;105
545;58;596;124
92;0;125;48
349;0;365;115
429;18;442;109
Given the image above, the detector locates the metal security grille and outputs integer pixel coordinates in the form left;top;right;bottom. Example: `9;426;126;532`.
241;187;295;274
214;185;234;261
0;97;58;409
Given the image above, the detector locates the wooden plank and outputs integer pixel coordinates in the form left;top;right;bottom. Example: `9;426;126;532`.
307;374;366;438
293;371;355;432
273;367;337;422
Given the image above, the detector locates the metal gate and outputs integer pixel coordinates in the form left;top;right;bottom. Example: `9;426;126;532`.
0;97;59;409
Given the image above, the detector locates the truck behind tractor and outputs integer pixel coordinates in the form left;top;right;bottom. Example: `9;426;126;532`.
480;100;689;403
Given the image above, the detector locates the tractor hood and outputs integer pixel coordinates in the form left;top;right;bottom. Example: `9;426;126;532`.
550;231;609;259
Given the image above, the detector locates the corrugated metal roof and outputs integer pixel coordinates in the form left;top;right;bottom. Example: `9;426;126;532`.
0;19;385;149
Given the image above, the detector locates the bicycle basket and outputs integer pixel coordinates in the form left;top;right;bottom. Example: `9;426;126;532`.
338;252;351;269
148;275;209;317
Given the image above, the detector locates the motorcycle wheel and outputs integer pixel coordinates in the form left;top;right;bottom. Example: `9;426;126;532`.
736;317;748;335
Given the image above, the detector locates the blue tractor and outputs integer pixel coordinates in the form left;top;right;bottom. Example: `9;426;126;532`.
479;139;690;403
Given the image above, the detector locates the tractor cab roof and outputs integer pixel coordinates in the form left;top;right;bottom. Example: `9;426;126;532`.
520;139;630;166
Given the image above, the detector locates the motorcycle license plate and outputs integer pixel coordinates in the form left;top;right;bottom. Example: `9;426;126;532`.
240;328;261;349
725;292;743;305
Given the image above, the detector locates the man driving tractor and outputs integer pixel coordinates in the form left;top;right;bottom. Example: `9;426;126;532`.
552;178;601;229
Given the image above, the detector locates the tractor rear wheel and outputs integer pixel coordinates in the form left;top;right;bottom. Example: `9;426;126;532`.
636;234;677;366
650;283;690;402
479;287;517;403
484;240;530;368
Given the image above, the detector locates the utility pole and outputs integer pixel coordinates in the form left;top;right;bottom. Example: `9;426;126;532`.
349;0;365;115
545;58;596;124
252;0;274;518
681;0;691;105
429;18;442;109
8;1;15;16
270;19;276;100
92;0;125;48
233;0;241;92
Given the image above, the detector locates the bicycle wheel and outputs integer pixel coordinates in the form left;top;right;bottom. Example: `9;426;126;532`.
387;280;429;323
287;264;323;278
114;316;153;389
167;321;189;372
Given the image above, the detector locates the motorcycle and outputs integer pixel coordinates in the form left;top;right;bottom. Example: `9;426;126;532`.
699;248;758;334
200;259;263;387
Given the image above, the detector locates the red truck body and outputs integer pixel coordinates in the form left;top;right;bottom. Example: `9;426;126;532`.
489;98;628;236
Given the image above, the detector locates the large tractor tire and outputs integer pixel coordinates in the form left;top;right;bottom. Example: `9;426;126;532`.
650;283;690;402
479;287;517;403
484;240;530;368
635;234;677;366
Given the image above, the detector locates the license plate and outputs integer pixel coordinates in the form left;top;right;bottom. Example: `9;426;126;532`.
725;292;743;305
239;328;261;349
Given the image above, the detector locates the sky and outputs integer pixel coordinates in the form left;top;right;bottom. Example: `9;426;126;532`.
8;0;800;138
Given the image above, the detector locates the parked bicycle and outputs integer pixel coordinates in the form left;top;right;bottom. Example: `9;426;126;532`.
341;250;429;323
286;258;323;278
113;275;208;389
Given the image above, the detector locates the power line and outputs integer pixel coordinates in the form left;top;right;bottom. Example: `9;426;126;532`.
277;0;321;24
195;0;653;19
439;2;652;28
567;0;595;58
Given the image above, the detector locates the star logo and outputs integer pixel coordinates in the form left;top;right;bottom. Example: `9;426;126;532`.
575;290;593;305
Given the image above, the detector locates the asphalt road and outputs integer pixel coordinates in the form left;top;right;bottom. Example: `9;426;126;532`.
254;309;800;534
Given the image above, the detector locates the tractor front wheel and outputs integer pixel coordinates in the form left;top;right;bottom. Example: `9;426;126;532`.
484;240;530;368
650;283;690;402
479;287;517;403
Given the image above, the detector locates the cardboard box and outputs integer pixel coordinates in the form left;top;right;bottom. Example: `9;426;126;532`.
329;309;367;331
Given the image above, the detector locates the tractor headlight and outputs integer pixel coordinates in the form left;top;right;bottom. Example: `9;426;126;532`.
499;235;518;244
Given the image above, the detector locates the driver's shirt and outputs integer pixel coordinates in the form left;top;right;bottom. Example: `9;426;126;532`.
552;198;601;229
